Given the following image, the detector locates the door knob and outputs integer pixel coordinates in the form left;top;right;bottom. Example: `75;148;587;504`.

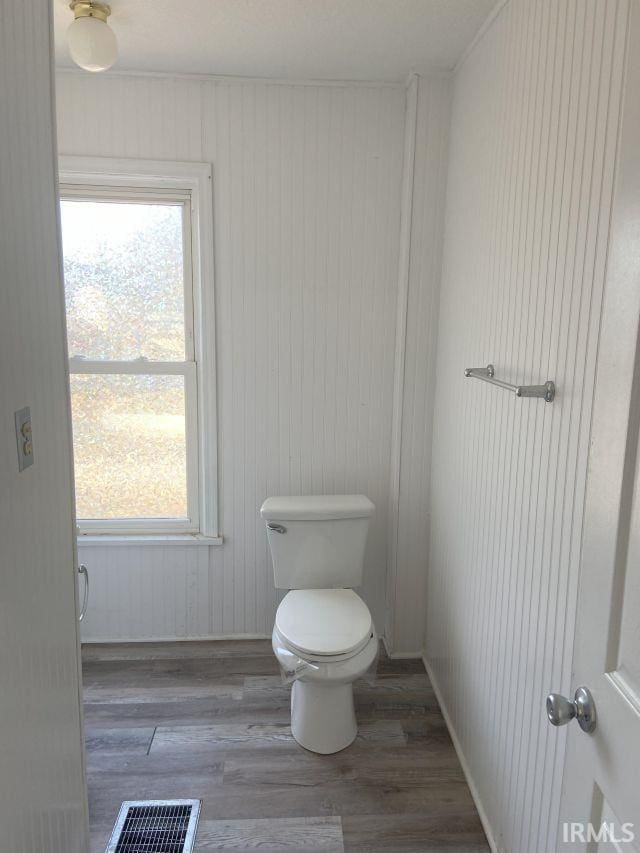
546;686;596;733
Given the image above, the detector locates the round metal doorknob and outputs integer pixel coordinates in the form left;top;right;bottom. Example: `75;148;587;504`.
546;687;596;734
547;693;576;726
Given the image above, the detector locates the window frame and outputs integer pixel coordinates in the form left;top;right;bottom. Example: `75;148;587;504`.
59;157;219;540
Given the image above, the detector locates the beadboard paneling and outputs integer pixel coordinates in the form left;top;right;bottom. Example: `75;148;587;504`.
55;72;406;640
426;1;629;851
386;74;451;656
0;2;88;849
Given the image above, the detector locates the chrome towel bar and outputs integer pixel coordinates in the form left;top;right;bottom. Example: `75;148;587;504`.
464;364;555;403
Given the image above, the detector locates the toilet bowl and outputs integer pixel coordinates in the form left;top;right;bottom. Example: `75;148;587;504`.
272;588;377;754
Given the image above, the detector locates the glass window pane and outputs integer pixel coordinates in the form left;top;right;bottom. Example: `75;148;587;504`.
70;374;188;520
60;199;186;360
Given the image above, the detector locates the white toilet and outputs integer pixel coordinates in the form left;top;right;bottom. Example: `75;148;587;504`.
260;494;377;754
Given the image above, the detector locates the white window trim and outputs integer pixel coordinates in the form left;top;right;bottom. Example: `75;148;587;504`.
59;155;220;540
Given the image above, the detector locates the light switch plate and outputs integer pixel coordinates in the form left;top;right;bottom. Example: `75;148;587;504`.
14;406;34;471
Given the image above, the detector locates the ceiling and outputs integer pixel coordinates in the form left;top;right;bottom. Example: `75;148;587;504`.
53;0;496;82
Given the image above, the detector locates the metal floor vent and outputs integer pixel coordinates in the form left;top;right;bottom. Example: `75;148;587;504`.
106;799;201;853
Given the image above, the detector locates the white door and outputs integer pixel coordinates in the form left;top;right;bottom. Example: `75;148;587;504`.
555;2;640;848
0;1;89;850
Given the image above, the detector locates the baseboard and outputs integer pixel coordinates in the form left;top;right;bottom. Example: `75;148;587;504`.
422;654;500;853
86;632;419;655
81;633;272;644
381;635;422;659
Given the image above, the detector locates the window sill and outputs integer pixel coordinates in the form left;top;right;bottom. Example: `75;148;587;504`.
76;534;224;547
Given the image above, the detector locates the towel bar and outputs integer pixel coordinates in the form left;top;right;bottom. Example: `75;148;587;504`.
464;364;555;403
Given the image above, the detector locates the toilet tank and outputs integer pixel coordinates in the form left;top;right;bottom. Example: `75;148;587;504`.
260;495;375;590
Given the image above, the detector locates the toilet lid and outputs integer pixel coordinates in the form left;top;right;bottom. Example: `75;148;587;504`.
275;588;372;657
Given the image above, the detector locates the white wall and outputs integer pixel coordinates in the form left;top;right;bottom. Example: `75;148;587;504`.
0;2;88;849
55;70;412;640
424;0;629;851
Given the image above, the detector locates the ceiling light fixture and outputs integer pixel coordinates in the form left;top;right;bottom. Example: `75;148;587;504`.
67;1;118;73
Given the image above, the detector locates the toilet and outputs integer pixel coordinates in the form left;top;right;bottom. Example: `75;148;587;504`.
260;494;377;754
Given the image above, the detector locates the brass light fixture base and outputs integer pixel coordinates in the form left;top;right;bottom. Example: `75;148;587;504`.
69;1;111;24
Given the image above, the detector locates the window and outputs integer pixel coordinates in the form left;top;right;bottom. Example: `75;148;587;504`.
59;158;218;538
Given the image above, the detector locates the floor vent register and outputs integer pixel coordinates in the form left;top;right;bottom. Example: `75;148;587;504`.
105;799;201;853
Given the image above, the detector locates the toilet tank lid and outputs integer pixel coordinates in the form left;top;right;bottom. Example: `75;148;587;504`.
260;494;374;521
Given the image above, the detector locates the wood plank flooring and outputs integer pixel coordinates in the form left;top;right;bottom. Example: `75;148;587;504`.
83;640;488;853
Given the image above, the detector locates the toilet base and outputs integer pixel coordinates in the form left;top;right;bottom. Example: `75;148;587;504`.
291;679;357;754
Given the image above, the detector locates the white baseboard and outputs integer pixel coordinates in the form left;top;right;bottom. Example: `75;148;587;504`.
381;635;422;659
86;633;420;655
81;633;272;644
422;654;500;853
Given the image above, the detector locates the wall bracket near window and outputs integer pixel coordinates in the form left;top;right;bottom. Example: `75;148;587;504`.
464;364;555;403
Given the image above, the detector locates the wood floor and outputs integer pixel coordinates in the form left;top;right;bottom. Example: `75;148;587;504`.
83;640;488;853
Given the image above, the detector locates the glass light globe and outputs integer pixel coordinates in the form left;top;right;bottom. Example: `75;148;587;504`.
67;15;117;72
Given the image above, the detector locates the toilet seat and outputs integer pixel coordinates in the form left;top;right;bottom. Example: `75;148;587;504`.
273;625;374;664
275;588;372;658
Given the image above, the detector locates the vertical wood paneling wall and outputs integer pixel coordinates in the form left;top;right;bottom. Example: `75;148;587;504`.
425;1;629;850
55;71;413;640
0;2;88;849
